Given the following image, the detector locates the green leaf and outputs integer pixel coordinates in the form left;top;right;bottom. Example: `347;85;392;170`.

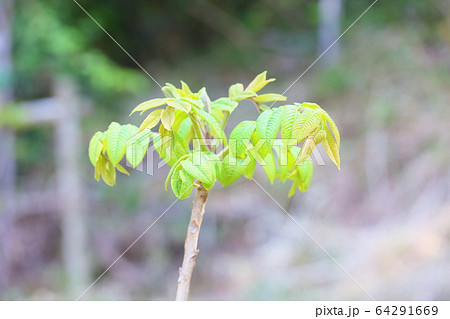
98;156;116;187
171;168;194;199
288;181;298;197
180;151;216;188
165;154;190;190
179;96;204;109
297;160;313;192
176;117;193;142
261;151;276;184
313;129;327;145
194;108;227;145
139;109;163;132
218;154;248;187
161;107;176;130
243;156;256;179
130;98;167;115
154;125;190;166
255;107;283;157
180;80;195;97
162;83;180;98
229;120;256;158
321;112;340;148
167;99;192;113
211;97;239;113
105;123;138;165
298;102;321;110
291;110;321;143
228;83;244;99
126;130;152;168
202;151;222;182
322;126;340;169
296;137;316;165
254;94;287;103
245;71;275;92
281;105;298;142
89;131;104;166
276;146;296;182
200;89;211;112
234;91;257;102
115;163;130;175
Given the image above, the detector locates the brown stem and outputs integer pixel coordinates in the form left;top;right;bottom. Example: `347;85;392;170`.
175;186;209;301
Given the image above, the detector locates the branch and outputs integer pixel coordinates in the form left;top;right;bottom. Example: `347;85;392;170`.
175;185;209;301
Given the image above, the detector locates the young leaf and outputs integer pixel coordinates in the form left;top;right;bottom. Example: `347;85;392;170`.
291;110;321;143
229;120;256;158
298;102;321;110
200;89;211;112
179;96;204;109
100;157;116;186
162;83;180;98
254;94;287;103
322;126;340;169
180;152;216;188
115;163;130;175
161;107;176;130
296;137;316;165
211;97;239;113
255;107;283;157
130;98;167;115
313;129;327;145
165;154;190;190
176;117;193;142
277;147;296;182
155;127;190;167
194;108;227;145
202;151;222;182
171;168;194;199
234;91;257;102
321;112;340;148
89;131;104;166
288;181;297;197
245;71;275;92
105;123;138;165
297;160;313;192
180;80;195;97
218;154;247;187
139;109;163;132
167;99;192;113
243;156;256;180
126;130;152;168
228;83;244;99
281;105;298;142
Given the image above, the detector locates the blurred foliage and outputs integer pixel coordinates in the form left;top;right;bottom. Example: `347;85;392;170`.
13;0;148;102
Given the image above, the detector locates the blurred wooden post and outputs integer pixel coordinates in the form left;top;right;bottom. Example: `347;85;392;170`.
0;0;16;213
54;79;90;297
318;0;342;65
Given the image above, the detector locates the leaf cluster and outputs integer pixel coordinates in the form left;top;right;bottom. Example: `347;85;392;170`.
89;72;340;198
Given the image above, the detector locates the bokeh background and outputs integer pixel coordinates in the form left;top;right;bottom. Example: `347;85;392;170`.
1;0;450;300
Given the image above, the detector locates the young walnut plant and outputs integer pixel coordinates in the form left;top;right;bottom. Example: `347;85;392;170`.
88;71;340;300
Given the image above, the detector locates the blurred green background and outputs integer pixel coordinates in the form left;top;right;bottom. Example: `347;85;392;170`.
1;0;450;300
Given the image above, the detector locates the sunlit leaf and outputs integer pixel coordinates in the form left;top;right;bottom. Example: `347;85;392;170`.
89;131;104;166
254;93;286;103
130;98;167;115
229;120;256;158
245;71;276;92
139;109;163;132
291;109;321;143
105;122;138;165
